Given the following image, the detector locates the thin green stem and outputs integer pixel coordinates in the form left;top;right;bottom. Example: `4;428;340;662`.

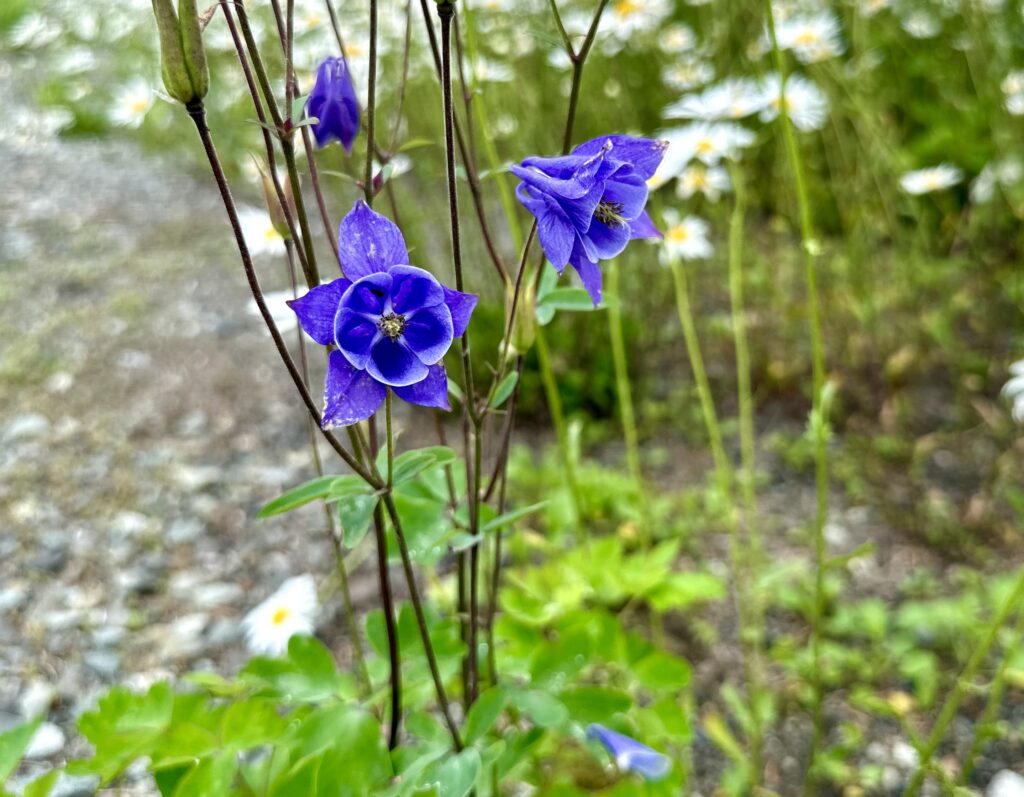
725;162;765;785
901;570;1024;797
605;260;648;546
959;603;1024;784
765;6;830;790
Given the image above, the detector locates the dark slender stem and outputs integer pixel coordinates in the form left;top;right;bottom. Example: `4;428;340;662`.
381;493;464;750
372;502;402;749
300;126;340;261
323;0;346;54
185;102;375;487
365;0;378;205
417;0;509;285
220;0;310;277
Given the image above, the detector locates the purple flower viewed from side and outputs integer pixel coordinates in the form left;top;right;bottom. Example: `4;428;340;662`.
306;57;360;153
288;201;477;427
511;135;668;305
586;723;672;782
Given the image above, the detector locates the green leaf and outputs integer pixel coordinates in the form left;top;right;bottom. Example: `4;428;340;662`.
557;686;631;726
448;532;482;552
537;287;597;312
391;447;457;485
323;475;374;503
515;690;568;729
463;686;507;745
172;753;237;797
340;493;379;547
423;748;481;797
258;476;339;518
0;717;41;784
489;372;519;409
480;501;548;534
397;137;435;153
219;698;287;751
646;572;726;613
22;770;58;797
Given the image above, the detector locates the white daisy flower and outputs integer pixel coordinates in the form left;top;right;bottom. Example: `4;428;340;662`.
658;23;697;53
601;0;672;52
661;210;714;262
109;80;154;129
652;123;757;187
1002;70;1024;115
662;57;715;92
238;206;287;257
857;0;892;18
676;162;732;202
899;164;963;194
664;77;769;121
774;12;846;63
758;72;829;131
471;55;514;83
1001;360;1024;423
242;575;318;656
900;10;940;38
971;157;1022;202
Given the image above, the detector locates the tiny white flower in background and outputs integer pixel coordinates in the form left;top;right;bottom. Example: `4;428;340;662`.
899;164;962;194
658;23;697;53
857;0;892;18
661;57;715;92
1002;70;1024;115
775;12;846;63
601;0;671;52
109;80;154;129
676;162;732;202
970;157;1022;202
471;55;514;83
665;77;768;121
242;575;318;656
8;13;62;48
661;210;714;262
900;10;940;38
759;72;829;132
238;206;286;257
1001;360;1024;423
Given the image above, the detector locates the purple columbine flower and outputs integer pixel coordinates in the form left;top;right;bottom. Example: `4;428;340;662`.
306;56;360;153
586;723;672;782
288;201;477;427
511;135;668;305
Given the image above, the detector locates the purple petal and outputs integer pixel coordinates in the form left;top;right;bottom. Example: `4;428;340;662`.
586;724;671;782
392;364;450;410
535;202;576;269
322;350;386;428
603;170;649;221
337;201;410;279
287;278;351;345
572;135;669;180
334;308;380;370
586;218;631;260
629;210;661;239
402;304;454;364
556;179;605;235
366;337;429;387
388;265;445;314
443;286;477;338
510;145;608;201
341;272;392;317
569;243;603;305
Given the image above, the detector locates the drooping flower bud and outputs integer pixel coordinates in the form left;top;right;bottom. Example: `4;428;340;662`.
306;57;360;153
151;0;209;106
504;277;536;359
257;164;296;240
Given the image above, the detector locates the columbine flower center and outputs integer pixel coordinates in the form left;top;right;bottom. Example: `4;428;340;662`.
595;200;627;228
379;312;407;340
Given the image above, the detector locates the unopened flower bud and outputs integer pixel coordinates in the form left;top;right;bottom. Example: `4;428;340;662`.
505;278;536;358
306;57;360;153
151;0;209;106
258;166;295;240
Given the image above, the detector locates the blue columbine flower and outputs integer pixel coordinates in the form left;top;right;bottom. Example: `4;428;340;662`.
511;135;668;305
288;201;477;427
586;723;672;782
306;56;360;153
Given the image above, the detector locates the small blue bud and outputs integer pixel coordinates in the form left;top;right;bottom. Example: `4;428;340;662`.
586;723;672;782
306;57;360;153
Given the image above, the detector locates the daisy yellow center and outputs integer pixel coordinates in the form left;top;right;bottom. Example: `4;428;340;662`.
271;607;291;626
695;138;715;156
614;0;641;16
128;98;149;115
347;42;365;57
794;30;820;46
923;175;943;190
667;225;690;243
690;170;707;187
264;226;282;242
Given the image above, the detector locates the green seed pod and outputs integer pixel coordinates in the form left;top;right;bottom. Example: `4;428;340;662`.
178;0;209;101
151;0;194;104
